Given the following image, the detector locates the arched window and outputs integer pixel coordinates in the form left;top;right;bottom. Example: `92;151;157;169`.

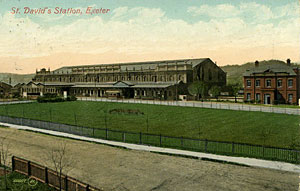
143;76;147;81
178;75;182;81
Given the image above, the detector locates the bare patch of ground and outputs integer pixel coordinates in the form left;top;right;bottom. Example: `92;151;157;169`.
0;127;298;191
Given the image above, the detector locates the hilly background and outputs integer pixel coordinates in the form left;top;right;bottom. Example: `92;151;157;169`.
0;60;298;86
0;73;34;86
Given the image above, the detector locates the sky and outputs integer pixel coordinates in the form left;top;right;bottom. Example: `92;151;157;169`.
0;0;299;74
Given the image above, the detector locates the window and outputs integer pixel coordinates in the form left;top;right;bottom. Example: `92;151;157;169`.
255;80;260;87
246;80;251;87
266;79;271;87
178;75;182;81
277;79;282;87
288;94;293;103
246;93;251;101
288;79;293;87
256;93;260;101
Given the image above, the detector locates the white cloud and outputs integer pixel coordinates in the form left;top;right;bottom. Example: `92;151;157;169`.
188;2;299;22
188;4;239;18
0;4;299;58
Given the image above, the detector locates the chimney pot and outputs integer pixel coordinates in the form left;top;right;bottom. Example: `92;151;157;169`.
255;60;259;67
287;58;291;66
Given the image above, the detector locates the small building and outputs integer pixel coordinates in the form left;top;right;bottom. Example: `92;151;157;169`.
0;82;12;98
243;59;300;105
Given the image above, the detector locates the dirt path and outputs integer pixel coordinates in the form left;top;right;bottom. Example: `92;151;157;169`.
0;127;298;191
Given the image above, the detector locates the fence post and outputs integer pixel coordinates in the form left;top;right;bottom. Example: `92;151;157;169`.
140;132;142;144
92;128;95;137
232;142;235;153
27;161;31;176
205;139;208;152
45;167;48;184
160;134;162;147
106;128;108;139
181;136;184;147
65;176;68;191
12;156;15;171
123;132;126;142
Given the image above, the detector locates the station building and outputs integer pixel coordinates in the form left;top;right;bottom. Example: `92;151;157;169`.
21;58;226;100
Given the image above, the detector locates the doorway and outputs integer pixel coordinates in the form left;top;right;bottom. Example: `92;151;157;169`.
264;94;271;104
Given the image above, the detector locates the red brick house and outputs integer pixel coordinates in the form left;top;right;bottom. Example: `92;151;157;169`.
243;59;300;105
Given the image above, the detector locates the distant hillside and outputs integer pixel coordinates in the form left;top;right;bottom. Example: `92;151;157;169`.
221;60;297;86
0;73;34;86
0;60;298;87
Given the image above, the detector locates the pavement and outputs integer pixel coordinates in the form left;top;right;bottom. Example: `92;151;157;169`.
78;97;300;115
0;100;34;105
2;121;300;174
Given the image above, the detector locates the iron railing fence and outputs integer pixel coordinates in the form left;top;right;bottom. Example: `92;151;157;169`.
0;115;299;164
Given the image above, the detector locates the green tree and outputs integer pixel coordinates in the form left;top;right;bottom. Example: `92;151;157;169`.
230;83;242;103
188;81;208;101
209;85;221;100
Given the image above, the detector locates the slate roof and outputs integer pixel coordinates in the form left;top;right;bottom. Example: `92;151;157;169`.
53;58;210;74
243;64;297;76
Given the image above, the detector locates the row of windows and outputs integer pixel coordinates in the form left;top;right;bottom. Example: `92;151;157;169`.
40;74;185;83
72;89;173;97
22;88;58;93
247;79;293;88
246;93;293;102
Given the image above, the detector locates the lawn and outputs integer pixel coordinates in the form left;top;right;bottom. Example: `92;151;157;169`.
0;101;299;149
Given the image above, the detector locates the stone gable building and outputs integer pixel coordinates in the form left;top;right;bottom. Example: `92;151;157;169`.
21;58;226;100
0;82;12;98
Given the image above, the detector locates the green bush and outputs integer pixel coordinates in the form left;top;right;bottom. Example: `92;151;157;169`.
37;95;77;103
68;95;77;101
37;96;65;103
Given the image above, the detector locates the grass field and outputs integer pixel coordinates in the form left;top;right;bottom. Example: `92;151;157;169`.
0;101;299;149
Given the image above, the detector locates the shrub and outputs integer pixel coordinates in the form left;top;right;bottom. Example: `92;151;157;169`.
37;96;64;103
38;95;77;103
69;95;77;101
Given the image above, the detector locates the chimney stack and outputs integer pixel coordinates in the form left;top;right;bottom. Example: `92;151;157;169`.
255;60;259;67
287;58;291;66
